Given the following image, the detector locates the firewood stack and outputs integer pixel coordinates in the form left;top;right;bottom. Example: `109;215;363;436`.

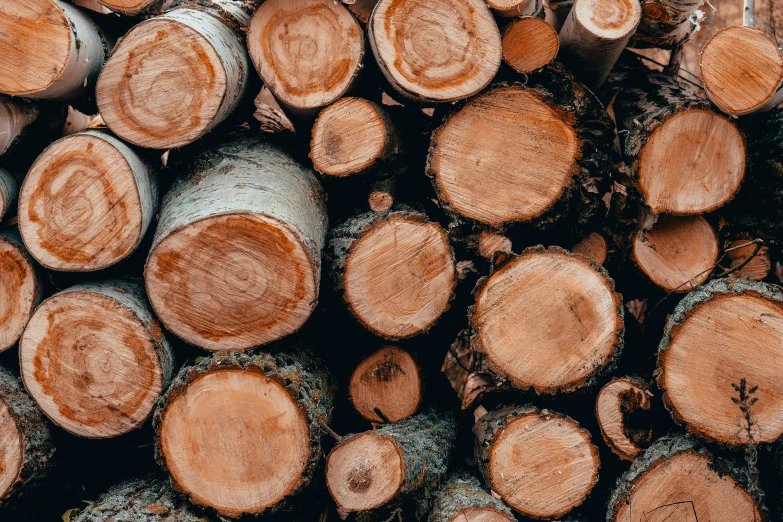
2;0;783;520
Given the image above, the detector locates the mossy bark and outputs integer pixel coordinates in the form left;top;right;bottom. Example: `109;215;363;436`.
428;471;515;522
632;0;704;49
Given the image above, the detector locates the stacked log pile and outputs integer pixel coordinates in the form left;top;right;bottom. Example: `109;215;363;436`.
2;0;783;521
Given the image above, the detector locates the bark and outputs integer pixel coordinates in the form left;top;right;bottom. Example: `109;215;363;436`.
632;0;705;49
0;168;18;222
427;472;515;522
254;86;295;134
0;96;40;157
0;228;43;353
441;329;504;411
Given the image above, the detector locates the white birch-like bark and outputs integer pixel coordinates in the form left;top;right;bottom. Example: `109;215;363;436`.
0;96;39;156
0;168;18;221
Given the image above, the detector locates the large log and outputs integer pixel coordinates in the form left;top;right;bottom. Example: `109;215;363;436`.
0;96;40;157
595;376;654;461
657;278;783;445
18;130;157;272
144;137;327;351
154;350;333;519
428;472;515;522
96;4;250;149
19;280;173;438
0;366;54;506
474;405;599;519
0;1;109;100
0;229;42;354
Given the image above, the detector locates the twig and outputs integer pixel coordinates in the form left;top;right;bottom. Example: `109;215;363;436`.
374;407;393;424
381;507;403;522
319;421;343;443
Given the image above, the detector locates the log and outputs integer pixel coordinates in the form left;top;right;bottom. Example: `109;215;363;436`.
254;86;295;135
487;0;543;18
632;0;705;49
368;176;396;213
473;231;513;261
428;472;515;522
0;229;42;354
368;0;502;103
606;436;765;522
247;0;364;114
441;329;502;411
502;17;560;74
348;345;422;424
0;96;40;157
559;0;642;87
96;4;250;149
72;474;205;522
571;231;608;265
471;246;623;394
0;168;18;222
632;215;719;292
330;210;456;339
144;137;327;352
310;98;402;178
18;130;157;272
595;376;653;461
154;350;333;518
473;405;600;519
723;238;771;281
657;278;783;445
94;0;169;16
700;26;783;116
427;70;614;229
0;366;54;507
19;280;173;438
0;1;108;100
325;410;456;517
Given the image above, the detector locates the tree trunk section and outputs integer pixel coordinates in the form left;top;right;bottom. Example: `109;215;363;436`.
595;376;654;461
0;97;40;157
502;17;560;74
428;472;515;522
144;136;327;352
0;229;43;353
153;350;333;519
632;0;705;49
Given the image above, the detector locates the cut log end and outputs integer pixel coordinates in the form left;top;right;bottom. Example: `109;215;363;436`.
369;0;502;102
248;0;363;112
349;346;421;423
0;397;23;501
477;231;512;260
638;108;745;215
326;432;404;514
632;215;719;292
502;17;559;74
700;26;783;116
368;190;394;212
0;236;38;353
571;232;607;265
595;377;653;460
473;247;622;393
429;86;579;226
725;240;771;281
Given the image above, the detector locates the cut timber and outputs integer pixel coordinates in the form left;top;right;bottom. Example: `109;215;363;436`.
428;472;515;522
572;232;608;265
19;280;173;438
474;231;512;260
0;366;54;506
607;437;765;522
368;177;396;213
487;0;543;17
96;5;250;149
632;215;719;292
657;278;783;445
724;239;771;281
18;130;157;272
632;0;706;49
700;26;783;116
369;0;502;102
145;137;327;351
331;210;455;339
427;75;614;228
349;345;421;423
247;0;363;114
310;98;401;177
326;410;456;516
559;0;642;87
0;230;42;353
0;168;18;222
95;0;165;15
0;1;108;100
441;329;503;411
73;475;204;522
154;351;333;518
595;376;653;461
471;246;623;394
474;405;599;519
502;17;560;74
0;96;39;157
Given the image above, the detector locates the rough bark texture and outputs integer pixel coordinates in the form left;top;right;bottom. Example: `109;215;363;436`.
428;471;515;522
0;168;18;221
632;0;705;49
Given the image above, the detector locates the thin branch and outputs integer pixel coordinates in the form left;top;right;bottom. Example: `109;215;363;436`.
319;421;343;443
374;407;393;424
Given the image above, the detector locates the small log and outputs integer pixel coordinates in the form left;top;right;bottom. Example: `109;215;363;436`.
632;0;706;49
154;350;333;518
700;26;783;116
368;176;396;213
487;0;543;18
0;96;39;157
0;1;109;100
441;329;502;411
330;210;456;340
607;436;765;522
657;278;783;445
0;229;42;353
326;410;456;517
72;474;204;522
369;0;502;102
502;17;560;74
349;345;422;424
19;280;173;439
428;472;515;522
310;98;401;178
96;4;250;149
571;231;608;265
0;366;54;507
18;130;157;272
0;168;18;222
473;231;513;261
471;246;623;394
145;137;327;351
247;0;364;115
595;376;653;461
724;238;771;281
474;405;599;519
559;0;642;87
632;215;719;292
